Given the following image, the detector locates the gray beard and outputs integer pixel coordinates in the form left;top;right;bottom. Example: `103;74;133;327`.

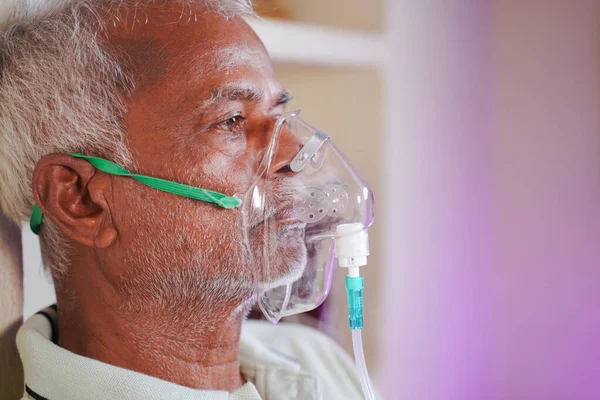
115;175;309;325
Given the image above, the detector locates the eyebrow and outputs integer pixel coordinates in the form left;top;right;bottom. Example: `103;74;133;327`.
204;84;292;109
276;90;293;105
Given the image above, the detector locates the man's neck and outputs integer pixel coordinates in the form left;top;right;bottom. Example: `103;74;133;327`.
55;277;248;392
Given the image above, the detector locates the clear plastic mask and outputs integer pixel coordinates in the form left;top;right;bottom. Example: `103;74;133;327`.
243;111;375;323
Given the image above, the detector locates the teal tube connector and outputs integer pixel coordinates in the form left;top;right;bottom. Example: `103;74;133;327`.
345;275;364;330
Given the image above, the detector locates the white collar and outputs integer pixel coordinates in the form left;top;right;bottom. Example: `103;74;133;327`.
17;307;320;400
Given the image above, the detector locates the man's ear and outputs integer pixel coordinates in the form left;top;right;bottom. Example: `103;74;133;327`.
32;153;117;248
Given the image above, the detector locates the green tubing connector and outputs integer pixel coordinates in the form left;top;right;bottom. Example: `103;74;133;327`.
345;275;364;330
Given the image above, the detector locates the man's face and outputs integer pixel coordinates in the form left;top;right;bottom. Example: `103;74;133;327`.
102;6;306;310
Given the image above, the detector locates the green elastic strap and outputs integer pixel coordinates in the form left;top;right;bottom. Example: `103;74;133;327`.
29;153;241;235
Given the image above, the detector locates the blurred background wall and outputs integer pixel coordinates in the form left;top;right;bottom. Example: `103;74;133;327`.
2;1;600;399
0;214;24;400
382;1;496;398
492;1;600;398
382;1;600;399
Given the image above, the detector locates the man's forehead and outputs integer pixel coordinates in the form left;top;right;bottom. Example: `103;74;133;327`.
201;43;270;74
104;3;273;91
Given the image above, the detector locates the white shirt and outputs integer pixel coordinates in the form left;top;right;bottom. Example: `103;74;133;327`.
17;306;366;400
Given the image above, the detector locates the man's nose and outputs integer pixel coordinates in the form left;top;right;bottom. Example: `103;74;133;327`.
266;124;303;176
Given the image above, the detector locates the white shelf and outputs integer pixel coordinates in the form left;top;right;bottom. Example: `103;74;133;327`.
245;18;385;70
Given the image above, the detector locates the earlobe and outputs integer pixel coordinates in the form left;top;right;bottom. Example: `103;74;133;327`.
95;226;118;248
91;194;118;249
32;153;117;248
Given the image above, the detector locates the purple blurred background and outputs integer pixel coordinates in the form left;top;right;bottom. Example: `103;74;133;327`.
379;1;600;399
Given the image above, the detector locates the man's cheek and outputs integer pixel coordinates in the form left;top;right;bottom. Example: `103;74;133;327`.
202;151;232;176
201;131;248;157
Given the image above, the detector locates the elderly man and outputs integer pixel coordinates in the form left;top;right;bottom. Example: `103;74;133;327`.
0;1;374;399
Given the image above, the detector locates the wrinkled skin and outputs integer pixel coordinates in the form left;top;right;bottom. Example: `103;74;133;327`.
31;3;305;392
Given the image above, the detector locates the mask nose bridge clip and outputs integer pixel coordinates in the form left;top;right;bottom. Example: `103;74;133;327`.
290;130;330;173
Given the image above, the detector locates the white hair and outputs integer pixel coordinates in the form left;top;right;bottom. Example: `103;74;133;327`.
0;0;255;277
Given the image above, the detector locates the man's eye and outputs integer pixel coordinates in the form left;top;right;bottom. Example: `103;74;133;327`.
217;115;246;133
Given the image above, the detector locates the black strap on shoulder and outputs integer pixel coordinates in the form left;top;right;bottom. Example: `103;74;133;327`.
36;311;58;345
25;385;49;400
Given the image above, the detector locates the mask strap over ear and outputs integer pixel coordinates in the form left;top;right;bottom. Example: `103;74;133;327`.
29;153;241;235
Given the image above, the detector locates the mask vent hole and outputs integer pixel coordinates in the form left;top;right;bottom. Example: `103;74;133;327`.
294;187;329;223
